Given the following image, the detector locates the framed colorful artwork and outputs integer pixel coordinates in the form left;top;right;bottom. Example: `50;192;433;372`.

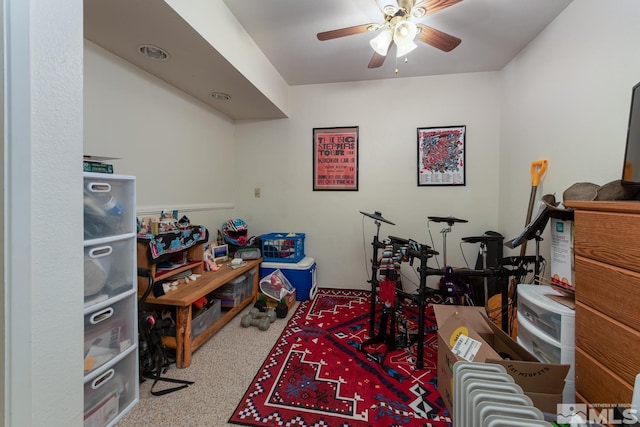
313;126;359;191
417;125;466;186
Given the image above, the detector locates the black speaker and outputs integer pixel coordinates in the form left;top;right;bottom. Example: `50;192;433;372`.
470;231;504;305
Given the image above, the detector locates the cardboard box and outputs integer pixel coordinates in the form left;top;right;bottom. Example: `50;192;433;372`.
550;218;574;289
433;305;569;414
257;288;296;312
258;268;297;312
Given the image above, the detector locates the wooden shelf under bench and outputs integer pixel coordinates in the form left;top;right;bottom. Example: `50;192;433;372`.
140;258;262;368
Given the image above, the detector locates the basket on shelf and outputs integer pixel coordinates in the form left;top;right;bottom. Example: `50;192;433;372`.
261;232;305;263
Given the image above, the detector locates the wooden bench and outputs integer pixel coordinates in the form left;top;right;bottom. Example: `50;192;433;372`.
141;258;262;368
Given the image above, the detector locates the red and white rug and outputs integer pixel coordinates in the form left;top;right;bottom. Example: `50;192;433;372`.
229;288;452;427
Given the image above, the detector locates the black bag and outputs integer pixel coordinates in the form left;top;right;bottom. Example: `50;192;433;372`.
138;269;193;396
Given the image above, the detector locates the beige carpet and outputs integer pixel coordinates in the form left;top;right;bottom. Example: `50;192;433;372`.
116;302;298;427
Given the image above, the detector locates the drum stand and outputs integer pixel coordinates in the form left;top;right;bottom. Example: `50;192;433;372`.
395;241;441;370
428;216;468;268
359;211;395;335
440;225;452;267
360;273;402;366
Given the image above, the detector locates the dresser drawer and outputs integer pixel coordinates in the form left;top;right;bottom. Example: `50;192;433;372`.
517;284;575;345
573;209;640;273
575;347;633;406
575;302;640;386
575;255;640;330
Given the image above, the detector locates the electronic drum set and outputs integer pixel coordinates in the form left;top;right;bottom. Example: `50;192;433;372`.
358;210;540;369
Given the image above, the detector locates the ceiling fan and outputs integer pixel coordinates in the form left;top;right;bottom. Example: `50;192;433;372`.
317;0;462;69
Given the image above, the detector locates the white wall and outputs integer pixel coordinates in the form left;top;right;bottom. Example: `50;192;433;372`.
234;73;502;291
498;0;640;261
83;41;238;234
4;0;84;425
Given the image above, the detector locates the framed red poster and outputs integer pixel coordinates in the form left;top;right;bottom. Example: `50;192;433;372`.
417;125;466;186
313;126;359;191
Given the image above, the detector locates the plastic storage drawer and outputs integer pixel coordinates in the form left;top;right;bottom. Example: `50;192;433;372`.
517;313;575;381
84;173;136;240
517;313;575;365
517;284;575;345
84;291;137;376
84;347;138;427
84;236;135;305
260;256;317;300
517;314;575;403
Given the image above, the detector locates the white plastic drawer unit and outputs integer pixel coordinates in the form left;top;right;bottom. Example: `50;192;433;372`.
84;173;136;240
517;313;575;367
84;236;136;305
84;291;137;376
84;347;138;427
517;313;576;404
517;284;575;345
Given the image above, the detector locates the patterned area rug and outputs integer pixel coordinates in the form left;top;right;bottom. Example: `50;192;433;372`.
229;288;452;427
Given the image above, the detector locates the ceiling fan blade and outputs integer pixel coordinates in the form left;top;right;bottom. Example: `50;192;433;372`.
415;23;461;52
368;51;387;68
317;24;376;41
414;0;463;16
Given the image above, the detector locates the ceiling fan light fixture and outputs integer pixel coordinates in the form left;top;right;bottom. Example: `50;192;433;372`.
393;20;417;46
370;30;393;56
382;4;397;15
412;7;426;18
396;40;418;57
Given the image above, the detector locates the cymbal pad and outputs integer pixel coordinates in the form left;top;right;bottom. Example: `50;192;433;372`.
428;216;468;226
360;211;395;225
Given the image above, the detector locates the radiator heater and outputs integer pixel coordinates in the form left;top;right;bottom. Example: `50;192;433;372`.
453;361;553;426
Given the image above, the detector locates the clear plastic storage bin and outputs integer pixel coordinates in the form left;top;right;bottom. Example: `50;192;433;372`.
84;236;135;304
84;173;136;240
84;348;138;427
84;291;136;376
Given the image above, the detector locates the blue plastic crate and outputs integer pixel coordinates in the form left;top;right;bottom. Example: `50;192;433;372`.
261;232;305;263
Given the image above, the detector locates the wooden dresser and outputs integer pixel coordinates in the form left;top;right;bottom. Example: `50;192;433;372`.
566;200;640;407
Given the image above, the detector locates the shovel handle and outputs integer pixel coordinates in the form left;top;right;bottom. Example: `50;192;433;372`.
530;160;548;187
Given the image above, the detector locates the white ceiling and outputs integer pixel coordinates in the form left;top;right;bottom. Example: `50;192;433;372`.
84;0;573;120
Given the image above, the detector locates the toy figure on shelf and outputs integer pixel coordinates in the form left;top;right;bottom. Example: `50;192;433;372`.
203;247;219;272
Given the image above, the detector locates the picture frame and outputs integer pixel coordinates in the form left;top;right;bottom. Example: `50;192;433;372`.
211;244;229;262
417;125;466;186
313;126;359;191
